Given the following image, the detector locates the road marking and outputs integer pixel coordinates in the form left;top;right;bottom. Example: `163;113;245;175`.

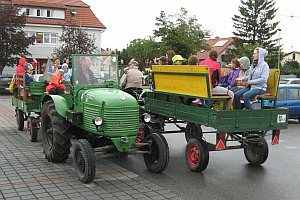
285;146;297;149
0;169;130;187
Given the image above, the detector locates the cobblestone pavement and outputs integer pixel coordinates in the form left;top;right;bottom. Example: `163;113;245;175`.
0;97;184;200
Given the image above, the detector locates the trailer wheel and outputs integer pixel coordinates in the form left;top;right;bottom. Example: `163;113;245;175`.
186;139;209;172
244;138;269;165
185;123;203;142
73;139;95;183
144;133;169;173
16;109;24;131
41;101;71;163
27;117;38;142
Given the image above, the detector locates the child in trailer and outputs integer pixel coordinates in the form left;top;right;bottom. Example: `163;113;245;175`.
45;70;66;94
24;63;34;86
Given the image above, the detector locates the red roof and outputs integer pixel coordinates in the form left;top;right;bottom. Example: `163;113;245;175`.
11;0;106;29
12;0;88;8
198;37;234;60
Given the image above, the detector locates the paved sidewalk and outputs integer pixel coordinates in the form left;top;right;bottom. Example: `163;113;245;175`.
0;97;184;200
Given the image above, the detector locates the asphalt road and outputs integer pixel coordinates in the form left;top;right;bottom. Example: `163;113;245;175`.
1;94;300;200
111;116;300;200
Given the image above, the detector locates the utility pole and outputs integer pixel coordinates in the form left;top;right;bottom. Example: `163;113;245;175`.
278;29;281;69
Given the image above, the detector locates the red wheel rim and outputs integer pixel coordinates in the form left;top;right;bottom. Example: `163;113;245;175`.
187;144;200;167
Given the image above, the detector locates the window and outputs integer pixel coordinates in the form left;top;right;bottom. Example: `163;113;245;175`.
213;40;228;47
44;33;57;44
291;80;300;84
35;32;43;43
292;53;296;60
70;9;77;17
277;88;286;101
47;10;51;17
37;9;41;16
26;8;34;16
288;88;300;100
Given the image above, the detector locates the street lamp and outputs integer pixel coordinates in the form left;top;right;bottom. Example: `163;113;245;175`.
278;28;282;69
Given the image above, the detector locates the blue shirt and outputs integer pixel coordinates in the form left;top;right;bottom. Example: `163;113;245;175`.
63;72;71;82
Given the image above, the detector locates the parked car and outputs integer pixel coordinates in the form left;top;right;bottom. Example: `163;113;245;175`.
0;75;13;94
279;78;300;85
268;84;300;123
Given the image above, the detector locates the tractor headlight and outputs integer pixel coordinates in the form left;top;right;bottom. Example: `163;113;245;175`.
92;117;103;126
143;113;151;123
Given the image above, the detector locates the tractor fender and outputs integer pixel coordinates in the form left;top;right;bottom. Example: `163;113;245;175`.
42;95;70;118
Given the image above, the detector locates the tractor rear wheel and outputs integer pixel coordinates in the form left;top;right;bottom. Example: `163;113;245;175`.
41;101;72;163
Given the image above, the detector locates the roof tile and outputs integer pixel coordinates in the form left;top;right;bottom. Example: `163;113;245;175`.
11;0;105;29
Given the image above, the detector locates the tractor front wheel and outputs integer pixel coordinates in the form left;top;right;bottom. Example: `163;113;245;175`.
73;139;95;183
143;133;169;173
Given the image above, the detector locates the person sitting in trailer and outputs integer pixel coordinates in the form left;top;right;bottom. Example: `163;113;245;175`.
45;70;66;95
24;63;34;86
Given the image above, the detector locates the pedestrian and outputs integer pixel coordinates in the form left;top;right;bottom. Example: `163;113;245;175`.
234;48;269;110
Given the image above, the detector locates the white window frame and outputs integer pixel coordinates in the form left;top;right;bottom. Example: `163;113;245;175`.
43;33;57;44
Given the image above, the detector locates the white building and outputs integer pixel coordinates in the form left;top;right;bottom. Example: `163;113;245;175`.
11;0;106;73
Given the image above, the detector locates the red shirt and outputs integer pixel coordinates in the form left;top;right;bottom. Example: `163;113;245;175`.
199;58;222;86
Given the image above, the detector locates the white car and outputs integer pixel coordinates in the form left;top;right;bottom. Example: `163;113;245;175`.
279;78;300;85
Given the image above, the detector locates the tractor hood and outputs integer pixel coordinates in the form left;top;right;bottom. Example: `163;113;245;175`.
79;88;138;108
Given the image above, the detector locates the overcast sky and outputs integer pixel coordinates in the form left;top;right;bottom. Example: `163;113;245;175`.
82;0;300;53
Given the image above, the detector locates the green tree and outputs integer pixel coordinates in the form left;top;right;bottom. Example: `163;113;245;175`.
230;0;280;67
53;23;98;61
0;4;34;75
281;60;300;75
125;38;161;69
153;8;210;58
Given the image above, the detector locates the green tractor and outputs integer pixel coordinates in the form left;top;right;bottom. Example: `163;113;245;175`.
40;54;169;183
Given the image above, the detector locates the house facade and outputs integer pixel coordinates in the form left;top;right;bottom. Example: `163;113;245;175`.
281;51;300;65
10;0;106;73
197;37;234;67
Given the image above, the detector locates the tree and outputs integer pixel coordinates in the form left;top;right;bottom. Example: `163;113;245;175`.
153;8;210;58
230;0;280;67
53;23;99;61
125;38;161;69
0;3;34;75
281;60;300;75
